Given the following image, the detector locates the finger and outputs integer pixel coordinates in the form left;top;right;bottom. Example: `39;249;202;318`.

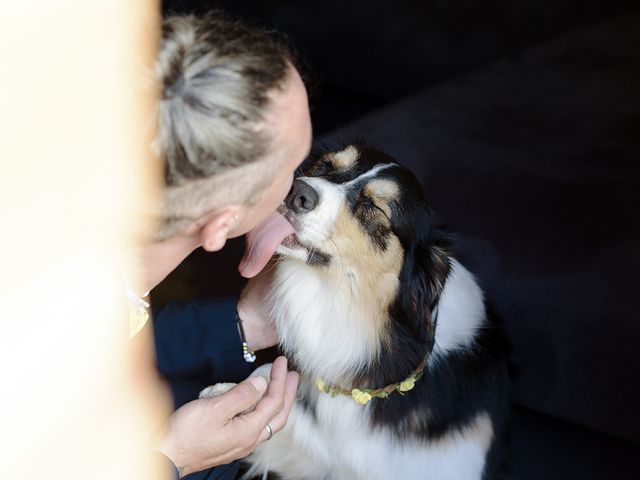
243;356;288;426
262;370;299;436
256;422;273;443
230;370;298;447
255;371;298;443
260;356;288;413
215;376;268;419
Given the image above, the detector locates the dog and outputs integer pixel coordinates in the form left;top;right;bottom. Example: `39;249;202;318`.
204;143;510;479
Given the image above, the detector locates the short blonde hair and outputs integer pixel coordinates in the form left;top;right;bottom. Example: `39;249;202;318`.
154;157;276;240
153;12;294;238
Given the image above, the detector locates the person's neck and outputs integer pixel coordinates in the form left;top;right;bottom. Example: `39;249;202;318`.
138;232;201;294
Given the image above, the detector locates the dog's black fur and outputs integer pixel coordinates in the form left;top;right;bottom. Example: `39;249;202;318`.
250;143;511;479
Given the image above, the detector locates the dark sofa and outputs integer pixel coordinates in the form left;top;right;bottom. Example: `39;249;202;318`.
158;1;640;477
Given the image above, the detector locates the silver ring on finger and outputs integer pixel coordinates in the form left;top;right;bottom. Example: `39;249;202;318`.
264;424;273;441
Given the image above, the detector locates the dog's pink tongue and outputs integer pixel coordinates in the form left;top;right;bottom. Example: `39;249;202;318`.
239;212;295;278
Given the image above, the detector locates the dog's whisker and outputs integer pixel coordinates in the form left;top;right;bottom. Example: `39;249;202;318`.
328;238;350;298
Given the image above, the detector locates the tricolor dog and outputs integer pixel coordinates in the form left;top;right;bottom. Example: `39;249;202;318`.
204;144;510;479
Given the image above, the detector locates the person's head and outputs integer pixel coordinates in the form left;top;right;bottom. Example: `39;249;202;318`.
153;12;312;251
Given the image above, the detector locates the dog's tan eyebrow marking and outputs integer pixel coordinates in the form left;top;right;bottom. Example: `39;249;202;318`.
329;145;360;169
364;179;398;218
364;179;399;200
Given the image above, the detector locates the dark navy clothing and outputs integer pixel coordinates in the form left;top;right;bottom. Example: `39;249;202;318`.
153;298;251;480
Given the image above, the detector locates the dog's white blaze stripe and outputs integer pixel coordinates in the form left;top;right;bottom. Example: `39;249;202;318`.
343;162;396;188
432;259;486;357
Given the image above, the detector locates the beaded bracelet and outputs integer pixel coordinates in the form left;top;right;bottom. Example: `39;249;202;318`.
236;310;256;363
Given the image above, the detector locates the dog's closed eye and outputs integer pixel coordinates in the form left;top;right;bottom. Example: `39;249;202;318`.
362;179;399;218
359;194;388;218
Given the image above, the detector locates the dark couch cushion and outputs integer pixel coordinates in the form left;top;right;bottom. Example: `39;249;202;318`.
321;15;640;443
511;406;640;480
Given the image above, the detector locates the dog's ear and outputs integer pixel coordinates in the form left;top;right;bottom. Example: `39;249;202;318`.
395;228;450;344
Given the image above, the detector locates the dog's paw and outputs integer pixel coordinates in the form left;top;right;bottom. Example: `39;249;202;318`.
199;382;237;399
199;364;273;415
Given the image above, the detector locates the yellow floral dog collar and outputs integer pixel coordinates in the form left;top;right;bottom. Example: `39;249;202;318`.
315;355;428;405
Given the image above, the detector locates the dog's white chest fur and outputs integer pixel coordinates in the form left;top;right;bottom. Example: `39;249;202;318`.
245;259;493;480
248;389;491;480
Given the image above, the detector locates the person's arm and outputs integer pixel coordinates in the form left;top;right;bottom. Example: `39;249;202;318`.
152;297;250;384
152;267;280;384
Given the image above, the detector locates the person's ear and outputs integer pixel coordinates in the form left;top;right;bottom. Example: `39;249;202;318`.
198;207;242;252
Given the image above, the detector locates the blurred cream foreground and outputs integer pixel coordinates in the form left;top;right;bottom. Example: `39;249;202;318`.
0;1;171;479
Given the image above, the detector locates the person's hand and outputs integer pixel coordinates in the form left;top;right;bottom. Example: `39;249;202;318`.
157;357;298;477
237;266;278;352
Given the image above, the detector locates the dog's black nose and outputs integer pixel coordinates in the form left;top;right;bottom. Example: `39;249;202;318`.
286;179;319;213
